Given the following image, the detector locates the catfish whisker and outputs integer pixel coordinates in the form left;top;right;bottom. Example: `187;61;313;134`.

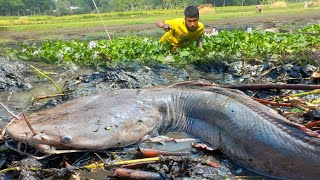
0;101;22;137
17;142;21;152
94;152;107;164
5;141;51;160
0;101;20;120
23;142;28;153
22;110;38;135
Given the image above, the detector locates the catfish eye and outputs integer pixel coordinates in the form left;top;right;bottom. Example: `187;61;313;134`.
61;135;73;144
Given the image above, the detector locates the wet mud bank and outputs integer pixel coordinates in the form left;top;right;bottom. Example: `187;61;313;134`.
0;58;31;92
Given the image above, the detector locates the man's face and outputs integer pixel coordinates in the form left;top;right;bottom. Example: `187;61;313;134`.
185;17;199;32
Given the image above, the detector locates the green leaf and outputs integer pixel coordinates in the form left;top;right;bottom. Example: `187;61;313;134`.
290;108;304;113
179;50;190;57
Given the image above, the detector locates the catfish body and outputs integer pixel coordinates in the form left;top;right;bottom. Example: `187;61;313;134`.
6;86;320;179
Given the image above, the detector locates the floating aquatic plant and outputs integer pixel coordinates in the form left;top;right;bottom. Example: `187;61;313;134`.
11;24;320;68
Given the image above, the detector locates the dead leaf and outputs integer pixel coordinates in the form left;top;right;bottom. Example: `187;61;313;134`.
288;97;318;111
206;159;220;168
311;72;320;79
192;143;217;151
70;173;81;180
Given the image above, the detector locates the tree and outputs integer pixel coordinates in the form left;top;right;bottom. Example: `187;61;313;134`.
55;0;71;16
22;0;55;15
0;0;25;16
1;0;305;16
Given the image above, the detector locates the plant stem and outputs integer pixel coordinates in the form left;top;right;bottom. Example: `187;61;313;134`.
29;65;64;95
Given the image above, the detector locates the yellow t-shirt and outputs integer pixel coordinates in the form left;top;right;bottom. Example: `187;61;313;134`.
159;18;204;47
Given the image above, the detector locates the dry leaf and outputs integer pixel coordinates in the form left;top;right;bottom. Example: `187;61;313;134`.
289;97;318;111
311;72;320;79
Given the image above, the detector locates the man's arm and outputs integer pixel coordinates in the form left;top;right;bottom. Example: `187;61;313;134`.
197;38;203;48
156;20;171;32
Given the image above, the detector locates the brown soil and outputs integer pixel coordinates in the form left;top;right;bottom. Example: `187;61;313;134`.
1;11;319;42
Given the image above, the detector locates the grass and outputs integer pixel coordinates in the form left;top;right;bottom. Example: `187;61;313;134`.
0;3;319;43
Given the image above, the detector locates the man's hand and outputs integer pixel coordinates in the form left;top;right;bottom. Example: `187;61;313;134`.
156;20;171;32
162;24;171;32
197;38;203;49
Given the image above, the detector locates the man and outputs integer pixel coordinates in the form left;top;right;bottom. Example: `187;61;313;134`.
156;6;204;51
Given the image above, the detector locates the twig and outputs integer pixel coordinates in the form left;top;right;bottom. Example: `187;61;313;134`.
169;80;216;88
112;157;160;165
112;168;164;180
170;81;320;91
222;84;320;90
139;147;191;158
94;152;107;164
33;93;64;100
0;101;20;120
32;93;64;105
29;65;64;95
81;157;161;170
304;120;320;129
0;167;20;173
83;162;104;170
0;101;22;137
290;89;320;97
252;97;292;107
0;166;48;173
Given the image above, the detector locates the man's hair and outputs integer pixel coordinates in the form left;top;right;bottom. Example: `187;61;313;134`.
184;6;199;18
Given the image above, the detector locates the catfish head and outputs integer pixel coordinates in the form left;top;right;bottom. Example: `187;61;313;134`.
5;89;163;156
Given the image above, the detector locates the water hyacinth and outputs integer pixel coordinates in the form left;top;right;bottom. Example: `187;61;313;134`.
65;46;71;52
93;51;99;60
32;49;41;56
56;52;64;60
88;41;97;49
143;37;152;45
74;53;80;59
12;24;320;68
164;54;174;62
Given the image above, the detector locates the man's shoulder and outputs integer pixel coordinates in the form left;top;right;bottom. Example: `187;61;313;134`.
164;18;184;25
198;22;204;30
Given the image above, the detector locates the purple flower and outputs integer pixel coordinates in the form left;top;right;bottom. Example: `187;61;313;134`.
88;41;97;49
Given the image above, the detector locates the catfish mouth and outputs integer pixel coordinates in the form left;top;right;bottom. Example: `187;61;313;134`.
5;130;94;159
5;139;54;159
5;117;85;156
5;137;92;160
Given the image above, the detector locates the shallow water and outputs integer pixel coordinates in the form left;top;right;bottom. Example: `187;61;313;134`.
0;61;94;108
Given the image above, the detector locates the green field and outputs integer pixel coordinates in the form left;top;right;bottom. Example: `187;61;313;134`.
0;3;319;43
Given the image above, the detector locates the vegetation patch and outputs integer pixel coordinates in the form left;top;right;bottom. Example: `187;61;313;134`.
270;1;288;8
3;24;319;69
198;4;215;14
314;0;320;6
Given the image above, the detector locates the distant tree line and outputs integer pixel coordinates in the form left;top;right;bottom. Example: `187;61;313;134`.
0;0;309;16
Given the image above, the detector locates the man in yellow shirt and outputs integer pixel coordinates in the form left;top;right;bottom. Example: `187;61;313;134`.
156;6;204;51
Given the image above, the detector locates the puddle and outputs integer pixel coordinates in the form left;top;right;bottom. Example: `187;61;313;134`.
0;61;94;108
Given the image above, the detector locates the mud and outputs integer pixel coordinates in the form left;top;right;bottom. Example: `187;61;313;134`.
0;57;31;92
1;57;320;179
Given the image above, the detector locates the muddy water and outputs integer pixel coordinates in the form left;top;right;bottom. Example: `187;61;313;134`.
0;60;94;129
1;65;93;107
